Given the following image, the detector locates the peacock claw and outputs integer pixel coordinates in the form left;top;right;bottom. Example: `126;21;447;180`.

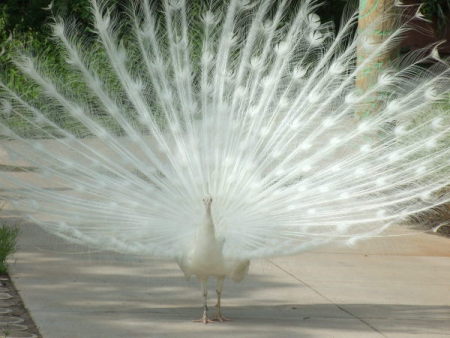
212;313;231;322
193;312;214;324
193;318;214;324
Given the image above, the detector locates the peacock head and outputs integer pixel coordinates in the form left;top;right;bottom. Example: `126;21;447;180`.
202;196;213;210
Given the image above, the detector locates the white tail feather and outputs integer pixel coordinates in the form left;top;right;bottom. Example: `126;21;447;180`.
0;0;449;260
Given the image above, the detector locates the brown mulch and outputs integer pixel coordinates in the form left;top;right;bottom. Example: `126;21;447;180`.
407;185;450;237
434;223;450;236
0;275;41;338
410;204;450;237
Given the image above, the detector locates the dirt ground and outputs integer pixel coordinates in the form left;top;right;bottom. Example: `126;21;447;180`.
0;275;41;338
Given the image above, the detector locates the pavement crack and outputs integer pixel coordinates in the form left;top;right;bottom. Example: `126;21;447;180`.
267;259;387;337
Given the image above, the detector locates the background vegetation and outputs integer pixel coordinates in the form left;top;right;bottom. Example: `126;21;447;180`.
0;223;18;274
1;0;448;95
0;0;448;126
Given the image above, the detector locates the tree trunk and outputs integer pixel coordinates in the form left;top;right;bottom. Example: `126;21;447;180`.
356;0;398;117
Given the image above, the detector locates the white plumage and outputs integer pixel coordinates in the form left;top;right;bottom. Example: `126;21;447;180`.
177;197;249;322
0;0;449;322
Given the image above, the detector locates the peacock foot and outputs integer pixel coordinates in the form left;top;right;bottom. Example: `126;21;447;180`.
212;312;231;322
193;311;214;324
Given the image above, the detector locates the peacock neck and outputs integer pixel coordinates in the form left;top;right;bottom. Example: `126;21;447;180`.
200;201;216;239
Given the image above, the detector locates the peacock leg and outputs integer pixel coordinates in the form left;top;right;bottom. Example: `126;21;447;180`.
193;278;213;324
213;276;230;322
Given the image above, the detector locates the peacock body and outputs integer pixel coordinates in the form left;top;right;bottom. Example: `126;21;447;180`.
0;0;449;322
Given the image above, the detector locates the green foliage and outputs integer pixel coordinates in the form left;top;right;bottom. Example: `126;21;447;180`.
317;0;350;30
0;224;19;274
0;0;52;34
0;1;119;138
1;0;448;137
421;0;450;35
0;2;55;101
0;0;92;35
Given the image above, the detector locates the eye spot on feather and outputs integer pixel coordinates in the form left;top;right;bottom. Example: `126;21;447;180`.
360;144;371;153
270;150;282;159
425;138;437;149
329;62;345;74
224;156;234;167
301;163;312;172
361;36;379;51
376;209;386;217
308;14;321;29
339;192;350;199
357;121;370;132
275;41;290;56
259;127;269;136
202;11;216;26
319;185;329;193
307;208;316;215
278;97;289;109
329;137;340;145
424;88;439;101
420;191;433;201
308;31;324;46
250;56;263;70
261;19;274;34
322;117;335;128
378;72;394;86
286;205;296;211
168;0;183;11
292;66;307;80
297;185;307;192
290;121;300;130
375;177;386;186
387;151;399;163
432;117;443;130
331;164;341;172
345;92;359;104
275;168;286;177
109;201;119;208
300;142;312;150
386;100;401;112
74;184;86;192
308;91;320;103
394;125;407;136
416;166;426;175
354;167;366;177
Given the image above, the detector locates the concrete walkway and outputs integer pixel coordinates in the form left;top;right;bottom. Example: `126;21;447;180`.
5;221;449;338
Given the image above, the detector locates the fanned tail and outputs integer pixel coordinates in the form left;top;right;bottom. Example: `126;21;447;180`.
0;0;449;259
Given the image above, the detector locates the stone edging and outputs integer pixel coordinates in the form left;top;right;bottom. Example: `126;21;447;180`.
0;276;41;338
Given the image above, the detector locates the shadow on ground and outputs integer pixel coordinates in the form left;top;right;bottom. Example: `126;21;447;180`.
2;217;450;337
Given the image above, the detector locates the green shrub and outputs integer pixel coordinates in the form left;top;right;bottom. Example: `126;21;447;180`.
0;224;19;274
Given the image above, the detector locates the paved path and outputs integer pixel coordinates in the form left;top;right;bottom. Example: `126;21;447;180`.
5;220;450;338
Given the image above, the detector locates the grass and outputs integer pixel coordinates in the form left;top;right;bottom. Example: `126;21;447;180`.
0;223;19;275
